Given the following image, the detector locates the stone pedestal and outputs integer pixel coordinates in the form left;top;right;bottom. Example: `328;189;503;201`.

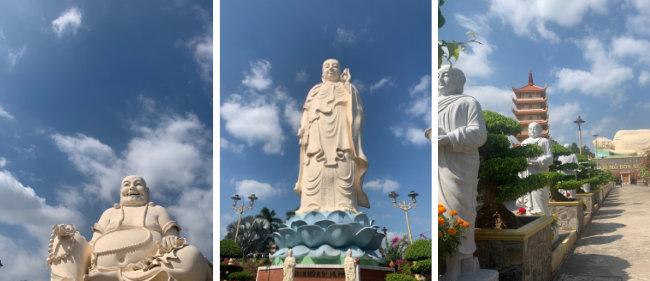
475;216;553;281
549;201;584;234
576;193;595;214
256;264;393;281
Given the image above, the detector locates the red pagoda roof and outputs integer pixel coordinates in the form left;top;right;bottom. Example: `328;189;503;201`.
513;71;547;93
512;108;548;116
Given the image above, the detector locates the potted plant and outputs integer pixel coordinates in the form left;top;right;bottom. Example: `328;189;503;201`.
437;204;469;275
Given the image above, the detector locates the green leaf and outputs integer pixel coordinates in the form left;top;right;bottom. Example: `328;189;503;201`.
446;42;461;61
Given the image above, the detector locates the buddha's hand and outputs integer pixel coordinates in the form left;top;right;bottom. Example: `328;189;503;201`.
160;235;180;253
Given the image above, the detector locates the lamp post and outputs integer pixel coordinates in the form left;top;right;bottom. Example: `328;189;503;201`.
574;116;586;155
388;191;418;243
232;193;258;242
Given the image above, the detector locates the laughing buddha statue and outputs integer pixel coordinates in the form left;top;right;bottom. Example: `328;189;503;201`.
48;175;211;281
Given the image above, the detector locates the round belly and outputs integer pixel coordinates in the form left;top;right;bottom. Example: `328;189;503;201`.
93;228;161;268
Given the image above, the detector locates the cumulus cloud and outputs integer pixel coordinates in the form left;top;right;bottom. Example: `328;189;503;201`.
640;70;650;86
454;15;494;79
52;7;82;37
369;77;395;93
221;137;244;153
391;126;430;146
0;234;49;280
0;170;82;239
168;188;212;258
0;104;14;120
222;60;302;154
409;75;431;96
365;178;400;193
188;33;212;82
295;70;308;82
234;179;279;199
555;37;633;99
242;60;272;91
489;0;608;42
625;0;650;36
464;85;513;116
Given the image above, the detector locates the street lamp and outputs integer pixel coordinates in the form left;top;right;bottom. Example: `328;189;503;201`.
232;193;257;242
388;191;418;243
574;116;586;155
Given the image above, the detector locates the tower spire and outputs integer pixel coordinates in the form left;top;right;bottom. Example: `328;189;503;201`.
528;71;534;86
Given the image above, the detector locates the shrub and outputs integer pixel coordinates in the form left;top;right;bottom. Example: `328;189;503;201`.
220;264;243;279
385;273;418;281
221;239;243;259
227;271;254;281
404;239;431;261
411;259;432;275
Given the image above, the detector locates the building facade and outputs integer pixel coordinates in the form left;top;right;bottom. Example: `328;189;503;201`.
594;156;643;185
512;72;549;141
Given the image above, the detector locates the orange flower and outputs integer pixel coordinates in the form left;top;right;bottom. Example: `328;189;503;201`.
447;228;457;235
462;221;470;228
438;217;445;225
455;217;466;225
450;210;458;216
438;204;446;214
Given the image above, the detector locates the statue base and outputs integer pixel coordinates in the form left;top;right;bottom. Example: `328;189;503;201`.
256;264;393;281
439;269;499;281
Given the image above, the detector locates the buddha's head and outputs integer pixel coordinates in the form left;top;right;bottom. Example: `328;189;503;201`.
119;175;149;206
322;58;341;83
438;65;466;97
528;122;542;138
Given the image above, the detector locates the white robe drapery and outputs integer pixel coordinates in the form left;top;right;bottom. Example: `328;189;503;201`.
438;94;487;255
517;137;553;215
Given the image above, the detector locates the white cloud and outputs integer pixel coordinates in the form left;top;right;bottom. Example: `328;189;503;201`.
0;234;49;280
369;77;395;93
335;27;358;45
283;99;302;134
0;104;14;120
0;29;26;69
489;0;608;42
221;137;244;153
640;70;650;86
234;179;279;199
188;33;212;82
221;101;284;154
455;15;494;79
555;37;634;99
625;0;650;36
168;188;212;258
464;85;513;116
365;178;400;193
0;157;7;168
612;36;650;64
407;95;431;123
52;7;82;37
409;75;431;96
0;170;81;239
242;60;272;91
295;70;308;82
549;102;581;127
391;126;430;146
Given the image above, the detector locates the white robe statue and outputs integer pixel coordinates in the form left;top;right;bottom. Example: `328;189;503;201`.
438;65;487;280
48;175;211;281
558;149;579;199
294;58;369;213
343;250;357;281
282;249;296;281
516;123;553;215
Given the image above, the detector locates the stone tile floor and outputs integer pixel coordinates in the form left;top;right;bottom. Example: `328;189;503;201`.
555;185;650;281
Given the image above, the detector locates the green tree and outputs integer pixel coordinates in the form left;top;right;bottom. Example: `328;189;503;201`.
256;207;283;233
224;216;271;257
438;0;481;68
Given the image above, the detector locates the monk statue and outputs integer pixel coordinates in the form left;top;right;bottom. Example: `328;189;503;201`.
48;175;211;281
438;65;487;280
294;58;369;213
516;122;553;215
343;249;357;281
282;249;296;281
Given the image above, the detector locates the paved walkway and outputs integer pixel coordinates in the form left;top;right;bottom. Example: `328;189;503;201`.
556;184;650;281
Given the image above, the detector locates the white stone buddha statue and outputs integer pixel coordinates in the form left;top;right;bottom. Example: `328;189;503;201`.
294;58;369;213
516;123;553;215
48;175;211;281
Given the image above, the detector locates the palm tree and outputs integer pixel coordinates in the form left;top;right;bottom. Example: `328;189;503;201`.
256;207;283;233
224;216;271;256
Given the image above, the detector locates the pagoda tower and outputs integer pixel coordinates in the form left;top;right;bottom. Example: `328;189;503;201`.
512;71;549;141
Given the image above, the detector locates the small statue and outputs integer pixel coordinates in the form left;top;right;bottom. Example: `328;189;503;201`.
294;58;369;213
48;175;211;281
516;123;553;215
343;249;357;281
438;65;487;280
282;249;296;281
558;144;579;199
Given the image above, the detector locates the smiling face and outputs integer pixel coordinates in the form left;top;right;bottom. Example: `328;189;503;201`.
322;59;341;82
119;175;149;206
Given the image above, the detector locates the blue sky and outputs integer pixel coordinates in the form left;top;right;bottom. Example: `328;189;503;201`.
220;0;432;241
0;1;211;279
440;0;650;147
